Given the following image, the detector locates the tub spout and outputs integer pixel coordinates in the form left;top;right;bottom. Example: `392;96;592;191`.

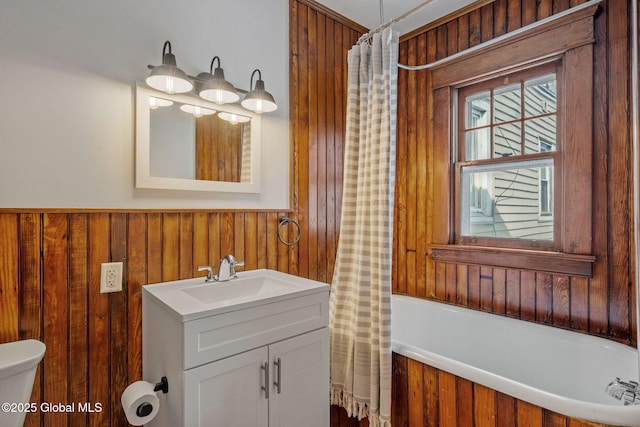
606;377;640;405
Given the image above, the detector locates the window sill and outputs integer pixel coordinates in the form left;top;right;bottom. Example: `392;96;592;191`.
430;244;595;277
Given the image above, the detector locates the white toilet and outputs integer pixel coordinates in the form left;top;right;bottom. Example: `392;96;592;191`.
0;339;46;427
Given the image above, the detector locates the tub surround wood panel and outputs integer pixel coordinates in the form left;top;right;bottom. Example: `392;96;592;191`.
391;353;614;427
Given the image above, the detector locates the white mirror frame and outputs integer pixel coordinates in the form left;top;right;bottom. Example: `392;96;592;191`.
135;83;261;193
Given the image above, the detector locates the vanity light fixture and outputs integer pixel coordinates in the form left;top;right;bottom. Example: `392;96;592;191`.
241;69;278;114
146;41;193;94
148;97;173;109
218;112;251;124
198;57;240;105
145;41;277;114
179;104;216;118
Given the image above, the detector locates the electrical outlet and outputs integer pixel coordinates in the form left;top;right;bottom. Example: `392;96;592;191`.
100;262;123;293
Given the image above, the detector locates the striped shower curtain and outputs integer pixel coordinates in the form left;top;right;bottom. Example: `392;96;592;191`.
329;27;398;427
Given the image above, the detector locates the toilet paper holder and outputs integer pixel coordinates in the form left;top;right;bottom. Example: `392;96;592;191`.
135;377;168;418
153;376;169;394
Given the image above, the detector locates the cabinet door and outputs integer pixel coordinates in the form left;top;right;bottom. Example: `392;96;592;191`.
184;346;269;427
269;328;329;427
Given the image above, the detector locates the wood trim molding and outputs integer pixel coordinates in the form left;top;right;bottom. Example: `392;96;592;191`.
430;2;600;89
430;244;595;277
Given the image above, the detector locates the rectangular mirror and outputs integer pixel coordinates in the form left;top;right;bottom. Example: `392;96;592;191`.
136;83;261;192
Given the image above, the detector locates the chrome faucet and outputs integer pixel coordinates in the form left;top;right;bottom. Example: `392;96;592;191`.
197;254;244;283
606;377;640;405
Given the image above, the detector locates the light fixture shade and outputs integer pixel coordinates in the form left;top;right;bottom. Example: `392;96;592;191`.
179;104;216;117
149;97;173;109
218;112;251;124
241;71;277;113
146;41;193;94
199;67;240;105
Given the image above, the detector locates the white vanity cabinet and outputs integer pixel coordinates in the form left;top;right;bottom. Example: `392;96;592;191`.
184;328;328;426
142;269;330;427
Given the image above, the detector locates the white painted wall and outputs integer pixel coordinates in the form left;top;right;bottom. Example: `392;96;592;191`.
0;0;289;209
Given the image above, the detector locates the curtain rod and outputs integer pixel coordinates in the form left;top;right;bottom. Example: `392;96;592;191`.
397;0;603;70
357;0;438;45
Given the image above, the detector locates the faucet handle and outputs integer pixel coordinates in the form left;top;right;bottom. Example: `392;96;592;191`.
221;255;244;279
197;266;216;282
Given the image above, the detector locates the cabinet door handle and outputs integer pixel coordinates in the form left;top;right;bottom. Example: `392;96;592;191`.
273;358;282;394
261;362;269;399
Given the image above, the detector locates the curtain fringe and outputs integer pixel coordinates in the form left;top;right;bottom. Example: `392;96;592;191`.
330;388;392;427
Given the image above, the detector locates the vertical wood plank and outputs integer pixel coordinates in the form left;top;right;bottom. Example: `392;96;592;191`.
445;263;457;303
208;213;221;268
588;0;609;339
219;212;234;258
505;269;521;317
267;212;279;270
146;213;162;285
552;275;571;328
42;213;68;427
507;0;522;32
492;268;506;315
68;213;89;427
127;213;147;384
316;11;328;283
19;213;43;427
543;410;568;427
234;213;246;265
161;213;180;281
110;213;128;427
407;358;424;426
193;212;210;277
606;0;631;342
520;270;536;321
570;277;589;333
396;38;408;295
423;365;439;427
438;371;458;427
468;265;481;309
496;392;516;427
536;273;553;324
480;266;493;312
88;214;110;427
391;353;409;427
517;401;543;427
244;212;258;271
456;377;474;425
474;383;496;427
0;213;19;342
179;213;194;279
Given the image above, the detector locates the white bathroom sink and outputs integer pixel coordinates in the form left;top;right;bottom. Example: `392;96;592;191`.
182;275;295;303
143;268;329;321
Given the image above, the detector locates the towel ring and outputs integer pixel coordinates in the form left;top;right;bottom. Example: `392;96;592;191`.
277;216;301;246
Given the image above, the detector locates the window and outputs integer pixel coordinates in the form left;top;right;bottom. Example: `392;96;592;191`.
428;3;598;277
456;63;559;249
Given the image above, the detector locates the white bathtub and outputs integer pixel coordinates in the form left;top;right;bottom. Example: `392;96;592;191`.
391;294;640;426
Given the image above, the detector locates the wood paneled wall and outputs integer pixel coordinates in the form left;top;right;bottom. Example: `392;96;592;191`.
0;2;361;427
0;0;635;427
0;212;299;426
393;0;635;344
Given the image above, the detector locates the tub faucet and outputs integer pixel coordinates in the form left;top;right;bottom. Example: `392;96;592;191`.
606;377;640;405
